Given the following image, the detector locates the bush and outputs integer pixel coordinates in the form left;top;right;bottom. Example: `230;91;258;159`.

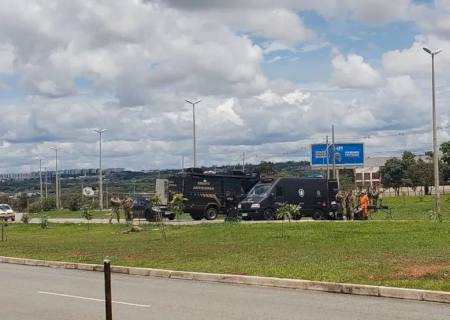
27;197;56;213
40;215;49;229
62;193;82;211
170;193;184;219
21;214;30;224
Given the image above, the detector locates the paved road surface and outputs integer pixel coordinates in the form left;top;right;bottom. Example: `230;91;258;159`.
1;263;449;320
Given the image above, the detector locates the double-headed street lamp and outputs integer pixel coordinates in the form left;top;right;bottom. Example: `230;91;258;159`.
423;47;442;213
94;129;107;211
185;99;201;168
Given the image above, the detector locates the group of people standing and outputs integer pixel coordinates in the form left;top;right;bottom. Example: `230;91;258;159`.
336;187;382;220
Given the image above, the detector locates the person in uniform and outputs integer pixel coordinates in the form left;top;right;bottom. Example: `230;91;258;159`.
345;190;353;220
109;195;122;223
371;187;380;207
335;191;345;220
122;197;134;221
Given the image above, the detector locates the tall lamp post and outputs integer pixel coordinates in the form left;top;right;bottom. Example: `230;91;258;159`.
423;47;442;213
94;129;107;211
185;99;201;168
39;159;43;209
49;147;60;210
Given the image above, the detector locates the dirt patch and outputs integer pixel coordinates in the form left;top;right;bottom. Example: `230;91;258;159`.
399;265;450;279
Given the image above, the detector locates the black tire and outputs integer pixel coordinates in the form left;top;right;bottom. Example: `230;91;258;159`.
205;206;218;220
263;208;275;220
168;213;175;221
312;210;324;220
293;213;302;220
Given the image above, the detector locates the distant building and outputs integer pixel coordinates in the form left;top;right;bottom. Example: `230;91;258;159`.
354;157;389;188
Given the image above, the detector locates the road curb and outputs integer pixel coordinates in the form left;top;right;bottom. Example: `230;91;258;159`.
1;255;450;304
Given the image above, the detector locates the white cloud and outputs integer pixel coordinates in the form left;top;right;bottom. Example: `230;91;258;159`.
0;44;14;74
331;54;382;88
382;35;450;81
385;75;418;97
0;0;449;173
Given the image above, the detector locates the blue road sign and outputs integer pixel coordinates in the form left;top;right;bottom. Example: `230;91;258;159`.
311;143;364;166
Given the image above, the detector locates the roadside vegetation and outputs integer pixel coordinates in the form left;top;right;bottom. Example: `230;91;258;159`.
1;221;450;292
372;194;450;220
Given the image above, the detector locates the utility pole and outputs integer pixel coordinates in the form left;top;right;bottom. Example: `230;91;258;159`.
44;167;48;199
185;99;201;168
94;129;107;211
325;136;329;181
242;152;245;173
39;159;43;207
332;125;336;179
423;47;442;213
182;156;185;173
50;147;59;210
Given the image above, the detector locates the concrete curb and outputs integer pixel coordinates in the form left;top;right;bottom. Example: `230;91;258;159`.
1;255;450;304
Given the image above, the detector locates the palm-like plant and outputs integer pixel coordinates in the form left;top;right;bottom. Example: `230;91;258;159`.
276;203;301;238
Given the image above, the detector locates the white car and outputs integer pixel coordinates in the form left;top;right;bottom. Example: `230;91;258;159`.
0;204;15;221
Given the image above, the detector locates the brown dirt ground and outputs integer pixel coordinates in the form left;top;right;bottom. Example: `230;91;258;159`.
398;265;450;279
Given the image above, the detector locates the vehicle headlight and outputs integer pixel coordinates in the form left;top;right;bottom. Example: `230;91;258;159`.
251;203;260;209
237;204;242;209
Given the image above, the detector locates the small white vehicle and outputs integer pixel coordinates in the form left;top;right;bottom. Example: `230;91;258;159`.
0;204;15;221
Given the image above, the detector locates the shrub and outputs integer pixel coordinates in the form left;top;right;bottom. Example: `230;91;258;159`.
21;214;30;224
62;193;82;211
27;197;56;213
276;203;301;238
170;193;184;219
81;204;93;229
40;215;49;229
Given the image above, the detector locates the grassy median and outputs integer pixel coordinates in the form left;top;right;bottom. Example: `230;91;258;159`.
1;220;450;291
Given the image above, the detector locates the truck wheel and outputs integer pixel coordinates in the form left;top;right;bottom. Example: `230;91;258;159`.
205;207;218;220
168;213;175;221
263;208;275;220
312;210;324;220
293;213;302;220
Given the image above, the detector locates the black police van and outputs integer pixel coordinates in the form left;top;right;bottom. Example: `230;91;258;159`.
238;177;339;220
157;169;259;220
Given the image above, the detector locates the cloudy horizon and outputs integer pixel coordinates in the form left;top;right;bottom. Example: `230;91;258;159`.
1;0;450;173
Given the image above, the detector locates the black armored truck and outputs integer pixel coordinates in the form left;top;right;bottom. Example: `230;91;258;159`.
155;169;259;220
238;177;339;220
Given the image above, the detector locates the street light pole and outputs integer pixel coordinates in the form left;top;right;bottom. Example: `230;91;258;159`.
423;47;442;213
185;99;201;168
39;159;43;209
50;147;59;210
94;129;107;211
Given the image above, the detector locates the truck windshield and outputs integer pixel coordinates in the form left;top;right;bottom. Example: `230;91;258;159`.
248;184;271;196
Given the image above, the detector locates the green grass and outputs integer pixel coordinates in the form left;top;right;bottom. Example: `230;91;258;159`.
1;221;450;291
32;210;110;219
371;194;450;220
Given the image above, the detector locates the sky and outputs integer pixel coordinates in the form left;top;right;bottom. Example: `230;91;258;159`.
1;0;450;173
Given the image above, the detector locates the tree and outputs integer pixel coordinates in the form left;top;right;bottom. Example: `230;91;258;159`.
408;159;433;195
401;151;416;170
440;141;450;182
381;158;403;196
401;151;416;190
256;161;275;175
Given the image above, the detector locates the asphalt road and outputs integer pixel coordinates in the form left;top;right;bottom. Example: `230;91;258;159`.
1;263;449;320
